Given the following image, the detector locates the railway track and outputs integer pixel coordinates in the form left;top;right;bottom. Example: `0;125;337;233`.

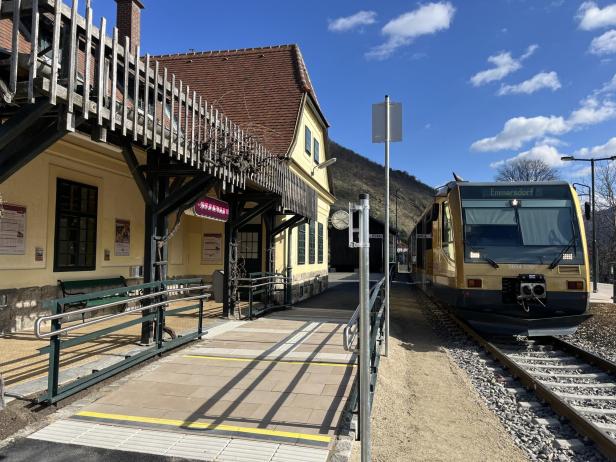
445;313;616;460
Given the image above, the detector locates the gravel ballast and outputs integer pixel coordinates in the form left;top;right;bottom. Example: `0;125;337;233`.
418;290;607;462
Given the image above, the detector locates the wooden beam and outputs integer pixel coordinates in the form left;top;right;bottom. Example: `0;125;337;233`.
120;142;154;207
154;174;216;217
0;117;67;184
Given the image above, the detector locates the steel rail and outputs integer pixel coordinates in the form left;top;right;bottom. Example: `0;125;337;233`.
35;285;211;339
447;313;616;461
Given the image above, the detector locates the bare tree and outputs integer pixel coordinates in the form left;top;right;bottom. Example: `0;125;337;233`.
593;163;616;283
495;158;560;182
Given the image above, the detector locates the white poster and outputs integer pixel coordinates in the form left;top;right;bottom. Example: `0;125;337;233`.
0;204;26;255
114;219;131;256
202;233;222;265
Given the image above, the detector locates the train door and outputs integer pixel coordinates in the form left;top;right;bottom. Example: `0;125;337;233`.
434;200;456;302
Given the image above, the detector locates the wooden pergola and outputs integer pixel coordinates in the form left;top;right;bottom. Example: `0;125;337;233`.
0;0;317;341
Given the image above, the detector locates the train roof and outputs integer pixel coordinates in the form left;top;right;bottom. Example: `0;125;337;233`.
436;180;570;197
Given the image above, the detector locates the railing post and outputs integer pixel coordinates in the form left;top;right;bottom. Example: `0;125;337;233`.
612;263;615;303
197;284;204;339
47;301;62;402
249;284;253;320
358;194;371;461
155;282;164;351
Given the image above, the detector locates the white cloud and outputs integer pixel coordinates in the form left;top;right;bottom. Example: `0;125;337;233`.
472;96;616;152
597;73;616;94
575;136;616;157
473;116;568;152
366;2;455;60
328;11;377;32
490;144;567;169
590;29;616;54
470;45;538;87
568;97;616;125
497;71;562;95
578;2;616;30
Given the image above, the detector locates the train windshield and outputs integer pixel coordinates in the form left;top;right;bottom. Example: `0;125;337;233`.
460;184;583;265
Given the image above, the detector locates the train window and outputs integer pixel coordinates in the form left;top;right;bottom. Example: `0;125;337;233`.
442;202;454;260
424;215;433;250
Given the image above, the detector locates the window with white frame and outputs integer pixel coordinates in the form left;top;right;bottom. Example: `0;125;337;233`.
314;139;320;164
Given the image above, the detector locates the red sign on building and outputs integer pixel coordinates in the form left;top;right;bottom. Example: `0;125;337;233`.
192;197;230;222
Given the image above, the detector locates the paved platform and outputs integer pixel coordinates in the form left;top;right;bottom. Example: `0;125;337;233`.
590;282;614;304
16;280;359;461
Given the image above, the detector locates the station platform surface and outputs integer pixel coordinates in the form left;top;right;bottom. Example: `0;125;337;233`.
6;278;361;462
590;282;614;304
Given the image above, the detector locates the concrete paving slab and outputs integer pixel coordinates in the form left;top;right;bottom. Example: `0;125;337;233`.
19;281;358;461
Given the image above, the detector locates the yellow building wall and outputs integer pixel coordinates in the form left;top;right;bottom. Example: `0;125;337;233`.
0;133;225;290
273;100;335;281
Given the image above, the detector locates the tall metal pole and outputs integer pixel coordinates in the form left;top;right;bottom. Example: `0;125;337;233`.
384;95;390;357
591;159;598;293
358;193;371;462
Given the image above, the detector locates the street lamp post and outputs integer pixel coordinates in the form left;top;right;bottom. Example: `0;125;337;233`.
562;155;616;292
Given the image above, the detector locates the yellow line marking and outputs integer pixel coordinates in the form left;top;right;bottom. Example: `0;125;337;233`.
184;354;356;368
75;411;331;443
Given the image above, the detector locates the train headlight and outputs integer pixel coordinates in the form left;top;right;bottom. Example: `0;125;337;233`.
567;280;584;290
521;284;533;296
470;251;481;259
532;285;545;296
562;253;573;261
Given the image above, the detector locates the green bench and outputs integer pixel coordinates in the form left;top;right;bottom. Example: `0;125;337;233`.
58;276;128;320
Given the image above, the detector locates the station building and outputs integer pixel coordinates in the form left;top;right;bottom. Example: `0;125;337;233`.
0;0;334;334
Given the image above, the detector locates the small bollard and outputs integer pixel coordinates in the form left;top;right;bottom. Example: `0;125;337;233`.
612;263;616;303
0;373;5;411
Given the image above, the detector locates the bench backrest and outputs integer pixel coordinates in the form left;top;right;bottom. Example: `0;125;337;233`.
59;276;127;295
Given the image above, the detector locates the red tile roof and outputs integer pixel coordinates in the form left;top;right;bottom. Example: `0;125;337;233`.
151;44;326;156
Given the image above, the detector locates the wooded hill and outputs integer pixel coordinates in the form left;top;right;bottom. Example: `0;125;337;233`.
328;141;435;239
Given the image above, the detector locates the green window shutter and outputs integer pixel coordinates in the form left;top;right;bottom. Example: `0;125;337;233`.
298;224;306;265
309;221;316;264
305;126;312;155
318;222;324;264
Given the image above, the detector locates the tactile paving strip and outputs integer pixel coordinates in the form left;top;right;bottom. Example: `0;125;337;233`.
28;419;329;462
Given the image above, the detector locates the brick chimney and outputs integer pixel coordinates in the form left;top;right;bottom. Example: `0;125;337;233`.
116;0;144;54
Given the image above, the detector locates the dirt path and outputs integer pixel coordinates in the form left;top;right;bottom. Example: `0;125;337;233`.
351;283;527;462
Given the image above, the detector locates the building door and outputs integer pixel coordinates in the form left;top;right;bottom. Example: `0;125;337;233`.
238;224;262;275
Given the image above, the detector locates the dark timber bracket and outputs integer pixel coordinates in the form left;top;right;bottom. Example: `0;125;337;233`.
121;143;155;208
0;117;67;184
233;199;278;231
154;175;217;217
271;215;307;237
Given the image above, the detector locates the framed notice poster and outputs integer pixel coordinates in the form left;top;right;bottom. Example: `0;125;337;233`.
202;233;222;265
0;204;26;255
114;219;130;256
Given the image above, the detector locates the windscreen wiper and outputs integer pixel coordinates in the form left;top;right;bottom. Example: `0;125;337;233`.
465;242;499;269
548;235;576;269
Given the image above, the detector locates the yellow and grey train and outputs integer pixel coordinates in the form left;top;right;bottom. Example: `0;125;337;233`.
409;180;591;336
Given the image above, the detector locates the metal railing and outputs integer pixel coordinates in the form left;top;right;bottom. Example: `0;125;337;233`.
237;272;289;319
343;276;386;352
35;278;210;404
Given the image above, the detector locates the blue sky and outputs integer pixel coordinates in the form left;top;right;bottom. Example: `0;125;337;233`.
92;0;616;187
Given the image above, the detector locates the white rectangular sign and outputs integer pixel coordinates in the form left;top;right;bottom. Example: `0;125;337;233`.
0;204;26;255
372;102;402;143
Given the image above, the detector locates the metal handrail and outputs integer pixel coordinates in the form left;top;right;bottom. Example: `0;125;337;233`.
343;276;385;351
35;284;211;339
